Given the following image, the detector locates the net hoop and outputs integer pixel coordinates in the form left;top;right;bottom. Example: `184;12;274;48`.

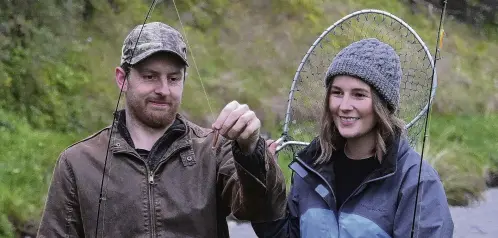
275;9;437;152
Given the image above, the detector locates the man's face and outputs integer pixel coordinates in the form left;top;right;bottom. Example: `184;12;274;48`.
116;52;185;129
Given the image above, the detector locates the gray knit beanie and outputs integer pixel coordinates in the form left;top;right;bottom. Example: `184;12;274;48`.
325;38;402;113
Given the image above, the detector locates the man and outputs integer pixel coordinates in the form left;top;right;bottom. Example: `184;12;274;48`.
37;22;287;237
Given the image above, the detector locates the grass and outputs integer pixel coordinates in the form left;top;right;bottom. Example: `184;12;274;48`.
424;114;498;206
0;110;80;237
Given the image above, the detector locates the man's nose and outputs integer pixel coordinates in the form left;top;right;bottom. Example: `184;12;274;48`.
155;78;171;95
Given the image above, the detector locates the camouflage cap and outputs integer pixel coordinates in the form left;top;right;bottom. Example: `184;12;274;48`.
120;22;189;66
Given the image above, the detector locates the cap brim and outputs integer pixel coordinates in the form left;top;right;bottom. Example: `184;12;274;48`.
129;49;189;67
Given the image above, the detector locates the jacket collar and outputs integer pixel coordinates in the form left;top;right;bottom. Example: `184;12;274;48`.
288;133;411;211
109;110;194;165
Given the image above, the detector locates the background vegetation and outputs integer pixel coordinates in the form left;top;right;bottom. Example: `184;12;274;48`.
1;0;497;236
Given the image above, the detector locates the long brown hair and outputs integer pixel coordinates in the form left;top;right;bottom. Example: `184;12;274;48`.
315;79;406;165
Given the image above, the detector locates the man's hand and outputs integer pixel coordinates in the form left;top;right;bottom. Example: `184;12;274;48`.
212;100;261;153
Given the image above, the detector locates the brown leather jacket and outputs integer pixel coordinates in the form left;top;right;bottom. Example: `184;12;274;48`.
37;111;287;238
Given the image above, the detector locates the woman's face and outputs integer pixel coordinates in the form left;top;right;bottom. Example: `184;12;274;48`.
328;75;377;139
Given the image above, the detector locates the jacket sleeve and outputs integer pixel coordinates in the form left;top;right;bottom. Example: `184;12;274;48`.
215;136;287;222
251;173;301;238
37;151;84;238
393;167;454;238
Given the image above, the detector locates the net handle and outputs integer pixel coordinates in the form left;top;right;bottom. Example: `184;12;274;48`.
274;136;309;153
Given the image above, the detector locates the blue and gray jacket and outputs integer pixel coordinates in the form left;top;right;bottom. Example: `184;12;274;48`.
252;136;454;237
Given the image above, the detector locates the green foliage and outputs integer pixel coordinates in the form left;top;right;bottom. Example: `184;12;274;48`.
428;114;498;168
427;142;488;206
0;109;80;236
0;0;109;132
170;0;231;31
422;114;498;205
0;211;14;238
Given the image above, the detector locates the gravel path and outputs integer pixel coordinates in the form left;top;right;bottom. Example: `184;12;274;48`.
450;188;498;238
228;188;498;238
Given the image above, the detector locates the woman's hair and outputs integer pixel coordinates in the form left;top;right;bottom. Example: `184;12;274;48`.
314;79;406;165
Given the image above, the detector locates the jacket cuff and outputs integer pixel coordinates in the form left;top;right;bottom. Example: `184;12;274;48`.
232;137;267;182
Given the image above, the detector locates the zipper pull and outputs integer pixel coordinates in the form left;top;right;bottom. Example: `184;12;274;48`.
148;172;155;185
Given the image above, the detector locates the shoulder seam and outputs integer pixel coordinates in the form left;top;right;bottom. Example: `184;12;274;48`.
64;126;111;151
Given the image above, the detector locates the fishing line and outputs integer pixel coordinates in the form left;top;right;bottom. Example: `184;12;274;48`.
171;0;218;146
410;1;447;237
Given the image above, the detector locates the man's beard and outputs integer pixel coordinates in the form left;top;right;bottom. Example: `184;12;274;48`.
125;91;178;129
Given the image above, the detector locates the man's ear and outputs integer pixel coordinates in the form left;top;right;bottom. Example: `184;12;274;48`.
115;66;128;91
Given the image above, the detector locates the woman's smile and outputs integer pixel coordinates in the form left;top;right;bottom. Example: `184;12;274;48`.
339;116;360;126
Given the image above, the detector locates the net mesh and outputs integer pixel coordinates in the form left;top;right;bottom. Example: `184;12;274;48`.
281;11;434;152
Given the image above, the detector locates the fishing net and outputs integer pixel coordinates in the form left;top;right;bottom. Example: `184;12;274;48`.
275;9;437;154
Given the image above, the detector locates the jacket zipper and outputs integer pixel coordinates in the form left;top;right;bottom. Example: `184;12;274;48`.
114;143;190;237
116;151;157;238
147;144;190;238
147;167;156;238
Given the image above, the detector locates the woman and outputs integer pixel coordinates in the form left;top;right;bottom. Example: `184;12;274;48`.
253;38;454;237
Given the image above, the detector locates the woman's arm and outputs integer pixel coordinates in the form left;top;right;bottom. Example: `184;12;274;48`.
251;200;300;238
251;173;301;238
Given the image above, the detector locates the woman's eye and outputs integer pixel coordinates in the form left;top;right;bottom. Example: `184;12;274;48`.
331;90;341;95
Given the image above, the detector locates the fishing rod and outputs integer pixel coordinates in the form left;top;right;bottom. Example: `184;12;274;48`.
410;1;448;237
94;1;158;237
